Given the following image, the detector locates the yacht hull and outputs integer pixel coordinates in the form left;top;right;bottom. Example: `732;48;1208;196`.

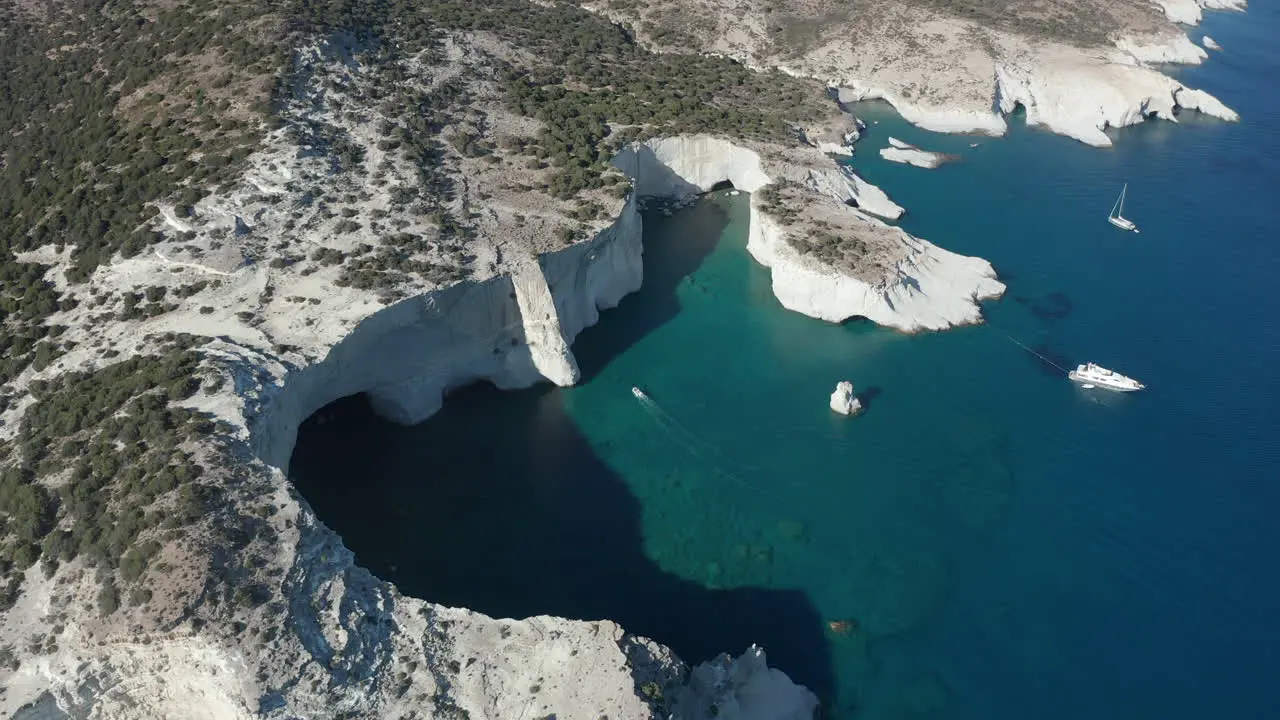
1069;371;1143;392
1108;216;1139;232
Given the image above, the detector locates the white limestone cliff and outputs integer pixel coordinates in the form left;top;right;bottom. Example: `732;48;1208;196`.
801;115;865;157
616;135;1003;332
1115;33;1208;65
1203;35;1223;51
0;119;1004;718
992;53;1240;147
671;645;819;720
747;203;1002;330
252;203;643;471
1152;0;1247;26
0;18;1023;718
585;2;1246;149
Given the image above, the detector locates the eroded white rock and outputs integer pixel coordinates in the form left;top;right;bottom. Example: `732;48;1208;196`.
673;645;820;720
829;381;863;416
615;135;1004;332
879;137;955;169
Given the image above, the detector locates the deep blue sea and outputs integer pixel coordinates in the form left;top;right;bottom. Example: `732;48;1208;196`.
291;7;1279;719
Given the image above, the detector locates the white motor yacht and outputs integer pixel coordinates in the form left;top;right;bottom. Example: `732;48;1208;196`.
1068;362;1145;392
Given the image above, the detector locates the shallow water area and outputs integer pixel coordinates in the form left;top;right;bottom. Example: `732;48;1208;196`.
292;7;1280;717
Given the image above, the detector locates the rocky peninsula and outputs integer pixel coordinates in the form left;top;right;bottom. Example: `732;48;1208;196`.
583;0;1246;146
0;0;1245;717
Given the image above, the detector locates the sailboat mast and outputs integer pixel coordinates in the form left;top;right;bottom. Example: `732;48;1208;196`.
1118;183;1127;216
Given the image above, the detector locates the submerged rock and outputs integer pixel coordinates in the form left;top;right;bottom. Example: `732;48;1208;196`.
830;381;863;415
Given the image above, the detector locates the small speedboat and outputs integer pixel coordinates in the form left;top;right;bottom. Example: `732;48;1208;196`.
632;386;646;399
1068;362;1145;392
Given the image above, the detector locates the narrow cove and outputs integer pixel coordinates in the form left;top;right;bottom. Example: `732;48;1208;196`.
291;37;1280;715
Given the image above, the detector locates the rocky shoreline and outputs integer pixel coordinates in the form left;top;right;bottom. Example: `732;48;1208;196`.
0;123;998;717
0;0;1247;717
584;0;1246;147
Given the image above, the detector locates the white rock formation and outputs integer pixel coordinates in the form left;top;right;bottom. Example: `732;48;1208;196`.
1115;33;1208;65
802;115;865;157
584;1;1246;148
879;137;955;169
829;381;862;415
992;51;1240;147
8;125;1007;716
671;645;819;720
1152;0;1247;26
749;210;1003;330
615;135;1004;331
1203;35;1223;51
0;26;1012;710
832;46;1241;148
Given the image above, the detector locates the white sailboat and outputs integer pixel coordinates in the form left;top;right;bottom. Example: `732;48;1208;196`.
1107;184;1139;232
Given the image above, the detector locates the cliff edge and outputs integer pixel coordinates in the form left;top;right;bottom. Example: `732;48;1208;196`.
582;0;1246;145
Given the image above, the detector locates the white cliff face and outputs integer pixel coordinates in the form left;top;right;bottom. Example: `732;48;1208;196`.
252;200;642;472
820;167;905;221
747;203;1003;331
615;135;1003;332
619;134;906;220
1203;35;1223;51
671;645;819;720
993;53;1239;147
836;85;1010;136
1152;0;1247;25
3;126;1005;718
829;381;862;416
838;43;1239;150
880;137;955;169
604;3;1245;149
1115;33;1209;65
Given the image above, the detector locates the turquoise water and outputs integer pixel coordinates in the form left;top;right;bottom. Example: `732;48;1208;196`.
291;8;1280;719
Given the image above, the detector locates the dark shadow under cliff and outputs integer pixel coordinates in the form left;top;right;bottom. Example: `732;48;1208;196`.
574;199;731;382
291;387;834;705
289;198;836;707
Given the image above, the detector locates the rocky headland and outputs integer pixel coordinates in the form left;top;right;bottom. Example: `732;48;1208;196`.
0;0;1245;717
582;0;1246;146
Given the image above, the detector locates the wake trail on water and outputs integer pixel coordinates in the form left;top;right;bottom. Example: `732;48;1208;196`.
631;389;803;503
1003;333;1070;374
632;388;875;577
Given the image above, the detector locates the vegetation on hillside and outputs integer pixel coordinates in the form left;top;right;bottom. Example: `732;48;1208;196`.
0;340;220;611
0;0;833;609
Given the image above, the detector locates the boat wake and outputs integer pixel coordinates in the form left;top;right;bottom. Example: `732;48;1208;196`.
630;385;790;498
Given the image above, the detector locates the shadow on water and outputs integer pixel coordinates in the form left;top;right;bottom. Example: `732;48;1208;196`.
857;386;884;413
290;196;835;705
574;199;731;382
1012;291;1074;321
1028;341;1073;377
292;389;835;706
